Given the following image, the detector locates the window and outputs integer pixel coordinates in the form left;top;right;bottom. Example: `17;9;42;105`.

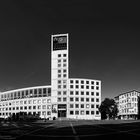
70;85;73;88
96;92;99;96
70;91;73;95
63;69;67;73
86;86;89;89
76;80;79;84
91;98;94;102
91;92;94;96
91;104;94;108
96;111;99;115
91;111;94;114
63;74;67;77
42;105;46;109
58;80;61;84
86;111;89;115
63;85;66;88
75;104;79;108
86;104;90;108
63;91;67;95
58;85;61;89
70;104;73;108
58;98;61;102
70;80;73;84
86;92;89;95
63;59;67;62
70;98;73;101
63;98;67;102
63;64;66;67
29;106;31;109
33;106;36;109
75;98;79;102
91;86;94;89
96;86;99;90
96;98;99;102
76;91;79;95
58;59;61;63
75;111;79;115
58;91;61;96
81;104;84;108
24;106;27;110
86;81;89;84
63;54;67;57
58;64;61;67
58;54;61;57
58;74;61;78
86;98;89;102
96;104;99;108
70;111;74;115
76;85;79;88
81;91;84;95
58;70;61;73
96;82;99;85
81;98;84;102
81;111;84;115
91;81;94;85
81;85;84;89
81;81;84;84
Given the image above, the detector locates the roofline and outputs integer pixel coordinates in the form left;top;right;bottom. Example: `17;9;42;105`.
0;85;51;94
69;78;101;82
115;90;140;98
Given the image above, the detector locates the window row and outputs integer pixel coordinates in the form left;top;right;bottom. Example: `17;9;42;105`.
58;54;67;58
70;80;99;85
0;105;51;111
0;111;51;116
0;99;51;106
0;88;51;101
69;91;99;96
69;104;99;109
70;85;99;90
69;97;100;102
69;110;99;115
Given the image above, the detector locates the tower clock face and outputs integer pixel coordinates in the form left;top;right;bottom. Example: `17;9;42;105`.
53;35;67;51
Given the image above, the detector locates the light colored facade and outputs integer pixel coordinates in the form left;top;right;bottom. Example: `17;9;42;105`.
115;90;140;120
0;33;101;120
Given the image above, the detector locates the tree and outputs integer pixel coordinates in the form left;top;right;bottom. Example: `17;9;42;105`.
99;98;118;120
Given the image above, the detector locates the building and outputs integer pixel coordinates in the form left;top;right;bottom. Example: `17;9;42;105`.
115;90;140;120
0;34;101;120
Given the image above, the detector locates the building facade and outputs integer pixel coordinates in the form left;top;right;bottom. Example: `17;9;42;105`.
115;90;140;120
0;34;101;120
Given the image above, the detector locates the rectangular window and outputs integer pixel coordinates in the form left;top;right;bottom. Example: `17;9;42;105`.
58;98;61;102
96;98;99;102
63;91;67;95
58;70;61;73
58;59;61;63
70;111;74;115
81;98;84;102
70;104;73;108
81;104;84;108
91;92;94;96
91;81;94;85
91;104;94;108
96;86;99;90
70;80;73;84
70;91;73;95
58;91;61;95
75;104;79;108
58;54;61;57
86;92;89;95
75;111;79;115
81;81;84;84
75;98;79;102
63;54;67;57
86;81;89;84
91;98;94;102
63;98;67;102
81;85;84;89
70;98;73;102
76;91;79;95
76;80;79;84
96;82;99;85
86;111;89;115
96;92;99;96
91;111;94;114
86;98;89;102
81;91;84;95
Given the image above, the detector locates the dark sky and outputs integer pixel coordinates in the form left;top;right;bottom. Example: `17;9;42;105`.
0;0;140;100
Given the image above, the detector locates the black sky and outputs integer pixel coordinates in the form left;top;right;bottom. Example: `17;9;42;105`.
0;0;140;100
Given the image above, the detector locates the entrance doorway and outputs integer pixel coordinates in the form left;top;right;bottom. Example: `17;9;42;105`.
58;104;67;118
58;110;66;117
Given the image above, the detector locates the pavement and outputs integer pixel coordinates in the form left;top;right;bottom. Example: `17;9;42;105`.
0;119;140;140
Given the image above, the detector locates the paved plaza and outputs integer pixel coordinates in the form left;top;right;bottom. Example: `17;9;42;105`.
1;120;140;139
